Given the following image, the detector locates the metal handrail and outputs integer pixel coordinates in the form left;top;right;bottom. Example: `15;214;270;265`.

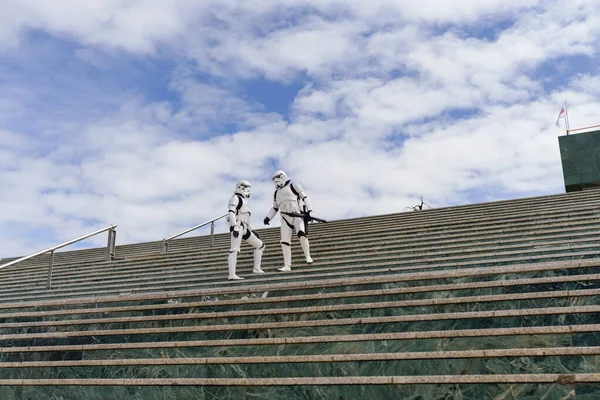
0;224;117;290
162;214;228;253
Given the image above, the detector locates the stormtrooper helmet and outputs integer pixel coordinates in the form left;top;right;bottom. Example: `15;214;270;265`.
235;180;251;198
272;170;289;188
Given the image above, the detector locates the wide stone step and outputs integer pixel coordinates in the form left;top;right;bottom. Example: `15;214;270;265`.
2;323;597;355
0;287;597;331
2;215;598;289
0;252;598;304
5;202;599;278
4;189;600;269
1;346;598;368
6;238;600;291
2;303;598;343
3;224;597;291
0;258;592;311
0;353;595;388
0;373;597;385
0;271;597;323
175;203;600;251
0;250;596;305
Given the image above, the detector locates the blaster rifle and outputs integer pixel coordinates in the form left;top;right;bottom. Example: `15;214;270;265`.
281;211;328;224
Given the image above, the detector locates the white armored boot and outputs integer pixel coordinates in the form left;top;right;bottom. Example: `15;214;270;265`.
299;236;313;264
228;250;244;280
246;235;265;274
253;244;266;274
277;244;292;272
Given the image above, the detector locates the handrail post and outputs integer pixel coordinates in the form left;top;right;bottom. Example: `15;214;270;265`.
46;250;55;290
161;213;227;254
106;228;117;261
0;223;118;272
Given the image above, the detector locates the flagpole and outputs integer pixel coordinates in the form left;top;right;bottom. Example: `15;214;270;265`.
564;100;570;135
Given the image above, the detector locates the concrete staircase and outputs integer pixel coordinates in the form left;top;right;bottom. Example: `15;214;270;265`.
0;190;600;399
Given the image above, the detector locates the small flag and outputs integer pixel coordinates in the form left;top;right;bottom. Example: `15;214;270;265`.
556;105;566;127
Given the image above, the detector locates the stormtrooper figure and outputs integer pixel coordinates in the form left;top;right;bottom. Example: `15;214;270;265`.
227;180;265;280
263;170;313;272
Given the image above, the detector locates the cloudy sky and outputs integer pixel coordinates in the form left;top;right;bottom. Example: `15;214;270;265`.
1;0;599;257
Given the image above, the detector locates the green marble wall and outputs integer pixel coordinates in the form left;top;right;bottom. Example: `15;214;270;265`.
558;130;600;192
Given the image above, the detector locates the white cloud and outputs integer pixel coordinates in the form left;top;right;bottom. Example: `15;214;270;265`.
0;0;207;52
571;75;600;95
1;0;600;258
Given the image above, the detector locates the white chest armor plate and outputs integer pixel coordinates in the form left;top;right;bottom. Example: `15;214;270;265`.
275;185;301;213
229;195;251;225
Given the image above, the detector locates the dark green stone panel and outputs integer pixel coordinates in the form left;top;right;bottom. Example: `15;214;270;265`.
558;130;600;192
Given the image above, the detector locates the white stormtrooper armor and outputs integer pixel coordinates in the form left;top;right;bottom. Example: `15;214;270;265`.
264;170;313;272
227;180;265;280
